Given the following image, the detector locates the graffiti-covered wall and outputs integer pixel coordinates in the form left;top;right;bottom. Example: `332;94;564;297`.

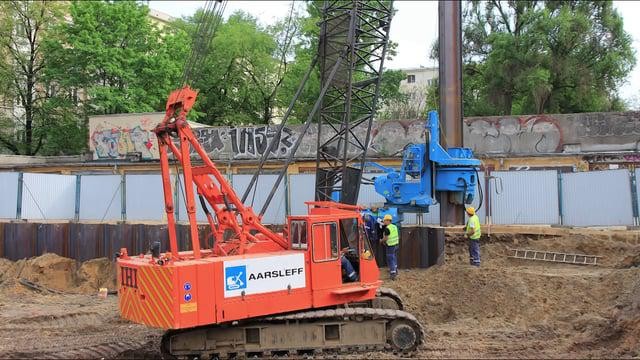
89;111;640;161
89;113;162;160
465;111;640;154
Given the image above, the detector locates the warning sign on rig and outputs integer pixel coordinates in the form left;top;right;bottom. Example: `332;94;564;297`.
223;253;306;298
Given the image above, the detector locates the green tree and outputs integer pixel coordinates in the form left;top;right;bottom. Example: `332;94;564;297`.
0;0;74;155
45;1;189;116
461;0;635;116
184;5;305;125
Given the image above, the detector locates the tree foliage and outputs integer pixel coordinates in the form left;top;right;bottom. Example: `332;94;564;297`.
0;0;71;155
186;6;304;125
45;1;189;115
461;0;635;116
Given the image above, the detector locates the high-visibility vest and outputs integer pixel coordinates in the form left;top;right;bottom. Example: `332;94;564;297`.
466;214;481;240
386;223;399;246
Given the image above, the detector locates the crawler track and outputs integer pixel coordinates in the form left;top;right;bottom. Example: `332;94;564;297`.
161;290;424;359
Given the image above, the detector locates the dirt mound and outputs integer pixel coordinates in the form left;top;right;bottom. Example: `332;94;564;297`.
0;253;117;294
17;253;78;292
619;252;640;268
394;264;638;328
77;258;117;292
0;258;16;284
388;231;640;357
570;277;640;357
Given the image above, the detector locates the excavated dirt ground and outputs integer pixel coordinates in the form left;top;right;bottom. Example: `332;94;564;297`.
0;229;639;359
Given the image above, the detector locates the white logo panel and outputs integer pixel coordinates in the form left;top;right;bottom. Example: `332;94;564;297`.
223;253;306;298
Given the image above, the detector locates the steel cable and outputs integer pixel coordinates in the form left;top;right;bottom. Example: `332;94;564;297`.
22;181;47;220
99;181;123;223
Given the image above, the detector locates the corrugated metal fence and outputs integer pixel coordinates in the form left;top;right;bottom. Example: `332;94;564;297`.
562;170;634;226
0;169;638;226
0;221;441;268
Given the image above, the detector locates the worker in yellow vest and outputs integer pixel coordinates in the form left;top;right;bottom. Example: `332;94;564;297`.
465;207;482;267
381;214;399;280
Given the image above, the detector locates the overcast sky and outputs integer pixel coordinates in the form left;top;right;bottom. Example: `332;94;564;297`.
148;0;640;106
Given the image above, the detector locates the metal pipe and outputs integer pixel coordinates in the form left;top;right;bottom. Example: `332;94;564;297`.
629;168;639;226
557;170;564;225
120;174;126;221
74;175;81;222
16;172;23;219
438;0;464;226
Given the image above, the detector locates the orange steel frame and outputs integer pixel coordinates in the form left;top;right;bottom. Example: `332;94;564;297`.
116;86;381;330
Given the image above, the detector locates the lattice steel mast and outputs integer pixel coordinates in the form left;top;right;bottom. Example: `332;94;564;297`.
314;0;393;205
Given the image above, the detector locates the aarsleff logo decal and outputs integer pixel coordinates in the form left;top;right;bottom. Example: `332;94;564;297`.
225;265;247;291
223;253;306;298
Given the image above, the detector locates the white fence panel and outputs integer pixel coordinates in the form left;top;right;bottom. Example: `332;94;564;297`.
0;172;18;219
125;174;165;221
22;173;75;220
79;175;122;221
563;169;633;226
491;170;559;224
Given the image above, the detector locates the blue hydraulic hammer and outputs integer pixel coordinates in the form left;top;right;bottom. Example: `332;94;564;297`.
369;111;481;214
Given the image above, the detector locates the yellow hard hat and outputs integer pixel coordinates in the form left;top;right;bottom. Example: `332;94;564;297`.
466;207;475;215
383;214;393;221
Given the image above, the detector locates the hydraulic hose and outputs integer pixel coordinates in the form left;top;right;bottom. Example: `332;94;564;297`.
474;169;484;211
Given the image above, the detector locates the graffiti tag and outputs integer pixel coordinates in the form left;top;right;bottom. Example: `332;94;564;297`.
577;113;640;137
466;115;562;154
91;125;156;160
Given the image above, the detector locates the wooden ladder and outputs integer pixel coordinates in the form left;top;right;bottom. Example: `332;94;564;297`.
508;248;602;266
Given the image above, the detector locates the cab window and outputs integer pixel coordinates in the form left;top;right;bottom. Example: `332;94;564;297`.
312;222;339;262
290;220;308;249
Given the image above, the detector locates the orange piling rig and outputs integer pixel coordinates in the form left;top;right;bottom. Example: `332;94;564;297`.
116;86;381;329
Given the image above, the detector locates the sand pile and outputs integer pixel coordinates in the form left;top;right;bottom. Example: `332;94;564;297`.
0;253;116;294
16;253;78;291
77;258;117;292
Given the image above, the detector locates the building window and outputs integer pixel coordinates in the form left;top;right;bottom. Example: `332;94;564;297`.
47;84;57;98
69;88;78;105
407;74;416;83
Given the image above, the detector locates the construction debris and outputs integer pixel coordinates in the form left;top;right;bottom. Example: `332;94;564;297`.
18;278;64;294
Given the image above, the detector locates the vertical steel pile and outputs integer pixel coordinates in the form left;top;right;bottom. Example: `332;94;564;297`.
438;1;465;226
